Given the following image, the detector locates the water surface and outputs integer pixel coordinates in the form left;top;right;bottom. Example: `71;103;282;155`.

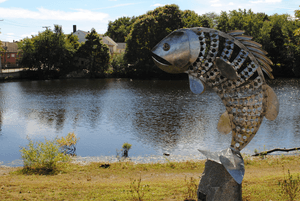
0;78;299;166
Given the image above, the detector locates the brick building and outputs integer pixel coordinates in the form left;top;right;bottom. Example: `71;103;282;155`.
0;41;19;68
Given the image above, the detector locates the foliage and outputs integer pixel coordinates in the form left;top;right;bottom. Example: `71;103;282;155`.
182;10;213;28
105;16;136;42
117;142;132;159
56;132;79;156
279;168;300;201
184;176;198;201
122;142;132;151
19;136;70;174
110;53;127;76
17;25;80;77
77;29;110;78
0;40;4;52
294;6;300;36
125;4;183;78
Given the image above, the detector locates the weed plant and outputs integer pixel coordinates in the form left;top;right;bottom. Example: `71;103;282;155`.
128;175;150;201
279;168;300;201
184;176;198;201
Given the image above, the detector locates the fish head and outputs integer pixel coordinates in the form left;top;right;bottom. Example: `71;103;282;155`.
152;29;200;74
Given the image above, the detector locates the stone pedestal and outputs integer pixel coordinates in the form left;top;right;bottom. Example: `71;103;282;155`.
197;160;242;201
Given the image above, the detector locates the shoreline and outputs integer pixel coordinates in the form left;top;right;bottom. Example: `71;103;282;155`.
1;151;299;168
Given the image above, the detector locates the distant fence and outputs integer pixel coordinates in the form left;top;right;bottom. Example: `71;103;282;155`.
1;65;28;73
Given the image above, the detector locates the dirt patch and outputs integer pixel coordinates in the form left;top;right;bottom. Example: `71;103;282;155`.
0;167;17;176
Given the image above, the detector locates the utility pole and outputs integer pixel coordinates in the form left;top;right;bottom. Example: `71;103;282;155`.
42;26;50;30
0;19;3;73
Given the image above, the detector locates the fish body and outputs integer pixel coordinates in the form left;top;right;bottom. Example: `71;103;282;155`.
152;27;279;151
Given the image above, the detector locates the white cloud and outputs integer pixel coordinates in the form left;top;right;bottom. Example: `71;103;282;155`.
0;7;109;21
250;0;281;3
93;3;137;10
21;32;38;39
229;2;234;5
265;0;282;2
249;0;264;3
0;0;7;3
151;3;165;7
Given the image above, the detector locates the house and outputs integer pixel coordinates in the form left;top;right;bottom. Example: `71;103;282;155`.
0;41;19;68
116;43;126;54
72;25;118;55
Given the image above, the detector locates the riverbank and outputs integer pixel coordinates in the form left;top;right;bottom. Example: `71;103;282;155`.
1;154;300;200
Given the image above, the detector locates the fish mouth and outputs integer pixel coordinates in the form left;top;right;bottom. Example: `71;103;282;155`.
152;53;172;67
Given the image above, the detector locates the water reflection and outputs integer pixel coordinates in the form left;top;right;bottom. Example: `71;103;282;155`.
0;78;300;165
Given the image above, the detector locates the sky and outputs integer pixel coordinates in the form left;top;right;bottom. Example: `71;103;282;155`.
0;0;299;42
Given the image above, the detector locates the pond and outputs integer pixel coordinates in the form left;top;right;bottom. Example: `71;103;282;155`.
0;78;299;166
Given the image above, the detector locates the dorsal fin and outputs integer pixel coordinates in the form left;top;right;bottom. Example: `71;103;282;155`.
231;31;274;79
228;30;245;36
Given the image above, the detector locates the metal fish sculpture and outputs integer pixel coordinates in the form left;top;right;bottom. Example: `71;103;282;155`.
152;27;279;183
152;27;279;151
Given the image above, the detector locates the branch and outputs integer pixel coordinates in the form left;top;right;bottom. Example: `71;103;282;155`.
252;147;300;156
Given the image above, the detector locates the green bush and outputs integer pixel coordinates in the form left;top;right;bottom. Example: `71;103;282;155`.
20;137;70;174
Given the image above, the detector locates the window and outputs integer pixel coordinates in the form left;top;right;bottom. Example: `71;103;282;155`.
11;54;15;57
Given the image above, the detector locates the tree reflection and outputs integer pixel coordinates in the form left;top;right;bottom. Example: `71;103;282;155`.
131;80;226;153
0;110;2;132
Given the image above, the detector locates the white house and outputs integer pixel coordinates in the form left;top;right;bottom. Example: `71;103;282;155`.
116;43;126;54
73;25;118;55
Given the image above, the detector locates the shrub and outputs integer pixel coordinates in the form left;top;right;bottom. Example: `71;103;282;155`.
116;142;132;160
122;142;132;158
56;132;79;156
20;136;70;174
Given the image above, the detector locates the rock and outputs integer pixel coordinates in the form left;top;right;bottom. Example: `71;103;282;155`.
197;160;242;201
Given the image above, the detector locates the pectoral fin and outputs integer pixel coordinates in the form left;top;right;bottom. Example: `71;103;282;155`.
215;57;239;80
264;85;279;120
188;74;205;94
217;111;232;135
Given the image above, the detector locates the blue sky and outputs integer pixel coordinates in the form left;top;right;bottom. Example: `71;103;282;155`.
0;0;299;42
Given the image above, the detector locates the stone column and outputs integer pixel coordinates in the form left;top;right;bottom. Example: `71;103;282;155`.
197;160;242;201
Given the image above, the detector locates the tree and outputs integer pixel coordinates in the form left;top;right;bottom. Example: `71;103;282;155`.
77;29;110;78
105;17;136;42
17;25;80;76
125;4;183;77
295;6;300;36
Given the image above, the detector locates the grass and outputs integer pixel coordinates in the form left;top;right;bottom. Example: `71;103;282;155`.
1;155;300;200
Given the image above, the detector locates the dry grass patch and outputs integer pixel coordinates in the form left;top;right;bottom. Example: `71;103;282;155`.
0;155;300;200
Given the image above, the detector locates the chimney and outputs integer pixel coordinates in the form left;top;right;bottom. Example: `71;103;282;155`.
73;25;77;33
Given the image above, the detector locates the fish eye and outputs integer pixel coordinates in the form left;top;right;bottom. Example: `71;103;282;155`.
163;43;170;51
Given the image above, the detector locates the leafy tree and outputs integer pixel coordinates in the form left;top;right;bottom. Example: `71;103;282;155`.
203;12;219;28
295;6;300;36
17;25;80;76
125;4;183;77
17;37;37;69
77;29;110;78
0;40;3;52
105;17;136;42
217;11;230;32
